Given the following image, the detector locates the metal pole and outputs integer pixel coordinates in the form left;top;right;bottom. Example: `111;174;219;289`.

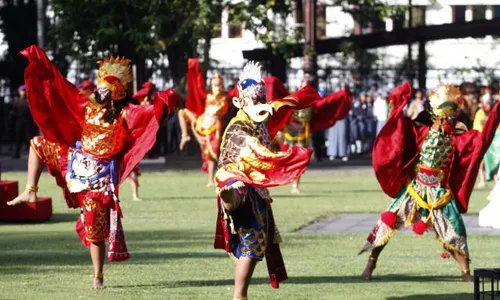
303;0;317;88
36;0;45;48
407;0;413;85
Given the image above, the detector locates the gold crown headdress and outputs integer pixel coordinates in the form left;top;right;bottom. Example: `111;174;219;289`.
97;56;133;100
428;83;462;118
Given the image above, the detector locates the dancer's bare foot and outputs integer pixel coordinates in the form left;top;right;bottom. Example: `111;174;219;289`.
361;257;377;280
132;196;142;202
477;181;486;189
291;186;301;195
462;271;473;283
206;182;215;188
179;135;191;150
92;277;104;289
92;273;104;289
7;186;37;206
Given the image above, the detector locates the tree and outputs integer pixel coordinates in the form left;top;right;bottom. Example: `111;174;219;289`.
49;0;161;83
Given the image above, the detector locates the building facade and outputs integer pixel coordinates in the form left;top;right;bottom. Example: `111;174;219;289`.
209;0;500;92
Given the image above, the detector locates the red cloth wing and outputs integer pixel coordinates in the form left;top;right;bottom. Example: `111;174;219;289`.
120;90;177;182
154;88;181;116
267;85;321;138
120;105;159;183
20;45;86;146
186;58;207;115
450;102;500;213
218;146;312;189
264;76;290;101
372;82;422;198
310;88;353;133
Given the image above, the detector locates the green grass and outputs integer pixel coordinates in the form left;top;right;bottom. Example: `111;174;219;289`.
0;170;498;300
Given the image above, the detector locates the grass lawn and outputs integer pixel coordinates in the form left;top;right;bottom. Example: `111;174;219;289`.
0;170;498;300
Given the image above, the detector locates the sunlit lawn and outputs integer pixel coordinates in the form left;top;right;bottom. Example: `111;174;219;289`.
0;169;497;300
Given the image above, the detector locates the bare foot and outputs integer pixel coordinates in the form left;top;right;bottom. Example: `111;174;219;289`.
462;272;473;283
7;190;37;206
92;277;104;289
477;181;486;189
179;135;191;150
132;196;142;202
361;259;376;280
291;186;301;195
206;182;215;187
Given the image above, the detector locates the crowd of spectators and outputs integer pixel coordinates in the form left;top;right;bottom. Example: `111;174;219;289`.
320;81;499;162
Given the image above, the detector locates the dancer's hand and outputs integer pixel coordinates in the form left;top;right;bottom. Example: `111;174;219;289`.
220;181;246;211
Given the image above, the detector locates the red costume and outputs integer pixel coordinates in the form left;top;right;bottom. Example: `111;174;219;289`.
22;45;179;261
373;82;500;214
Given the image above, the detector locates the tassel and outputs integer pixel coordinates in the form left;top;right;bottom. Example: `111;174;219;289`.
413;220;427;235
380;211;397;228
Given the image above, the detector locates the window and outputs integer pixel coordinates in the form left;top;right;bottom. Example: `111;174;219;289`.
494;6;500;18
452;6;466;23
228;23;242;38
472;5;486;20
410;6;425;27
317;4;326;39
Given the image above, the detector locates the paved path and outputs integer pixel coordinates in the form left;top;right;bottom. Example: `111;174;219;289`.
299;213;500;236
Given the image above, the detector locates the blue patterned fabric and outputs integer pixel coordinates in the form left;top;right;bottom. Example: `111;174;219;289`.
229;187;268;260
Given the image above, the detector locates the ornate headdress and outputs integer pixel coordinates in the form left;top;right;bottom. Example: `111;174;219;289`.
97;56;133;100
428;83;462;118
237;61;266;104
233;61;272;123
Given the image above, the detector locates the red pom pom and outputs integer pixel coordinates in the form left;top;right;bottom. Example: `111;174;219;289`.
440;251;450;259
381;211;397;228
413;220;428;235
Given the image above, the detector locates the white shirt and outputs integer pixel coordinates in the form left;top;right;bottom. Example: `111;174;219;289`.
373;97;388;121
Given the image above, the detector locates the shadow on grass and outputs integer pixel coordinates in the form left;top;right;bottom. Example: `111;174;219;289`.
385;293;471;300
109;274;465;289
49;213;78;223
0;229;218;269
0;213;78;225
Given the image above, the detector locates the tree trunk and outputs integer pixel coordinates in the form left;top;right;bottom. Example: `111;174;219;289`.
418;40;426;90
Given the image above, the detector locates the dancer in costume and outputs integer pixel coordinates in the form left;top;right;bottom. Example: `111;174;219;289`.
360;83;500;282
178;58;229;187
266;77;352;194
7;45;179;289
214;62;320;300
